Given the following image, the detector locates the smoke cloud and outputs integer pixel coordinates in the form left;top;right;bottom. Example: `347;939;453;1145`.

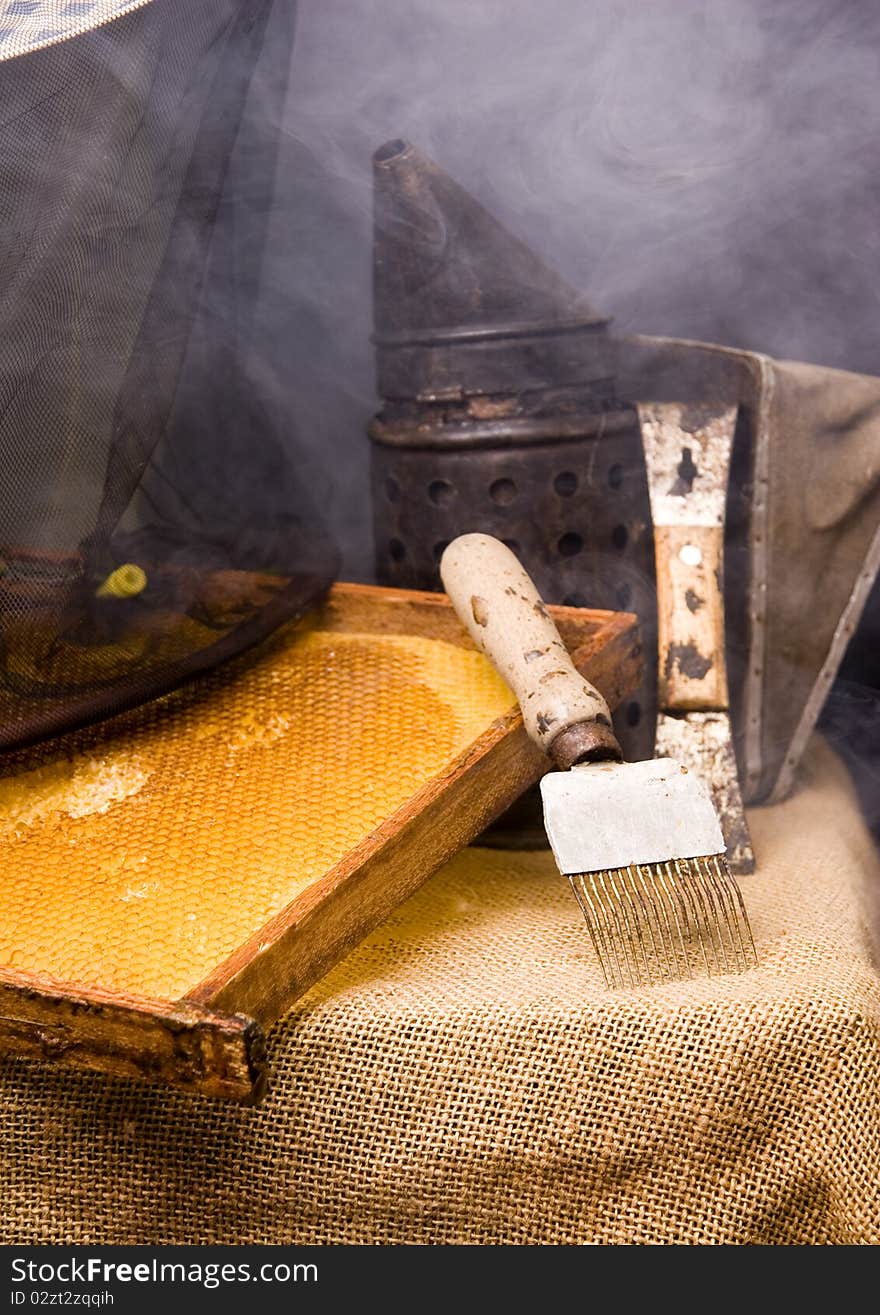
254;0;880;578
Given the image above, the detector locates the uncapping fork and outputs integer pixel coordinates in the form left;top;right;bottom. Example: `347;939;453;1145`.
440;533;757;989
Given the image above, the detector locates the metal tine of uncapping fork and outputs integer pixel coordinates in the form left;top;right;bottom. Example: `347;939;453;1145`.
633;861;680;980
593;871;638;989
656;860;700;981
580;871;640;989
704;854;758;969
607;864;654;985
669;858;719;978
618;863;660;976
676;857;730;975
696;854;743;972
569;874;617;989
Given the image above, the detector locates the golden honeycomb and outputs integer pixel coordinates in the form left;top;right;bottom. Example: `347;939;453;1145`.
0;627;513;1002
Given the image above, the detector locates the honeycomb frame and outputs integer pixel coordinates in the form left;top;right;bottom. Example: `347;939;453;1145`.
0;583;640;1102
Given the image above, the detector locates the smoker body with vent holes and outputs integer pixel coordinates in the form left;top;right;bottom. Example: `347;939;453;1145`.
369;139;656;763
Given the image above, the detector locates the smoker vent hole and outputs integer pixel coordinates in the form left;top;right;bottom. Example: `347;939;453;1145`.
502;538;521;554
563;593;588;609
608;464;624;490
554;471;578;497
385;476;400;503
428;479;455;507
611;524;628;551
626;701;641;727
557;533;583;557
490;478;517;505
616;582;633;609
432;540;450;562
389;538;406;562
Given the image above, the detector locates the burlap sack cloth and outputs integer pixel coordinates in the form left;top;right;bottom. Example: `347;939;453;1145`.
0;737;876;1245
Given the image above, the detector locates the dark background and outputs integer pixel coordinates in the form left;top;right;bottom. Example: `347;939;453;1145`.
244;0;879;826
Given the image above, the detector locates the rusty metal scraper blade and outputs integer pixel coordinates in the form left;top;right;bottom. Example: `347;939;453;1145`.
639;401;755;874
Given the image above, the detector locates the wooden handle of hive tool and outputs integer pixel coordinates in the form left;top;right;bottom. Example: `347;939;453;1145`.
440;534;623;770
654;523;729;710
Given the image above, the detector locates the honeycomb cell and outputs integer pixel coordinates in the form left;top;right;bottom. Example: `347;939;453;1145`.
0;628;513;1002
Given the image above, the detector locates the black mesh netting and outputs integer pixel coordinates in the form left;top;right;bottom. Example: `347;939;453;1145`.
0;0;337;752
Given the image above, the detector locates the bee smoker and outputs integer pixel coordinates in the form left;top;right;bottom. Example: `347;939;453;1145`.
368;139;656;771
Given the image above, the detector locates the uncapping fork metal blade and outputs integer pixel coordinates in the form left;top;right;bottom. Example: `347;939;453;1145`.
440;533;757;989
638;401;755;875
